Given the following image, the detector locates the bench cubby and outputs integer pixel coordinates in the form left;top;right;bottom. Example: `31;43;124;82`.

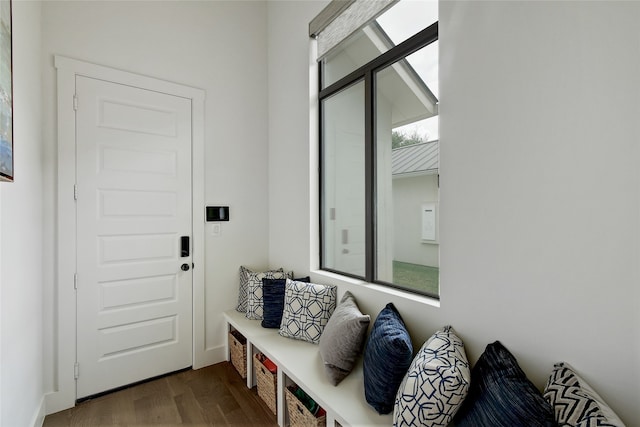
224;309;392;426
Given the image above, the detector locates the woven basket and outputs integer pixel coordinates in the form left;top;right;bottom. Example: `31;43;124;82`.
285;386;326;427
254;353;277;415
229;330;247;379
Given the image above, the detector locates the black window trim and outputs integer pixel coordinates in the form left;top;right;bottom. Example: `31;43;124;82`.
319;21;439;297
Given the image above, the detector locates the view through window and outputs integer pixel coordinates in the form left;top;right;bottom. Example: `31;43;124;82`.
319;0;439;297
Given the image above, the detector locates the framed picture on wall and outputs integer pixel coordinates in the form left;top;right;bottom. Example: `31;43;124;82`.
0;0;12;182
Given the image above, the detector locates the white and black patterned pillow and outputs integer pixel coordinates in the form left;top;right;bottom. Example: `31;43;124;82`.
544;362;624;427
246;270;291;320
278;279;337;344
236;266;283;313
393;326;470;427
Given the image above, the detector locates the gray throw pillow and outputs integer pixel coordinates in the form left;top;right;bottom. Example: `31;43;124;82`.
319;291;370;385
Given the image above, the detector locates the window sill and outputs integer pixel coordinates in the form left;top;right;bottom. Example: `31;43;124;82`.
310;269;440;309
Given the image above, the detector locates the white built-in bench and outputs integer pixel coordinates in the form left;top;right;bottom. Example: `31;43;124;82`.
224;309;392;427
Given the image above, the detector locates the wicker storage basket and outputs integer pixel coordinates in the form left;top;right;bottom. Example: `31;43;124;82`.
228;330;247;379
285;386;326;427
254;353;277;415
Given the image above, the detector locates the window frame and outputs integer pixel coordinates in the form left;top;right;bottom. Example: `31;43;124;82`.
319;21;439;296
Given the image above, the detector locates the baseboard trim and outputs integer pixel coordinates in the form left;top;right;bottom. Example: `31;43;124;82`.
30;396;46;427
45;346;227;416
196;344;226;369
45;390;74;416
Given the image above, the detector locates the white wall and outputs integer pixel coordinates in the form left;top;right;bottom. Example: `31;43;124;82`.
41;0;269;412
440;3;639;424
267;1;326;274
31;0;640;423
267;1;640;425
0;1;45;426
393;174;439;267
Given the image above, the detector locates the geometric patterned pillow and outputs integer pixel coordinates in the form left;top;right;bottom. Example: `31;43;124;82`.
394;326;470;427
544;362;624;427
236;266;283;313
278;279;337;344
246;270;291;320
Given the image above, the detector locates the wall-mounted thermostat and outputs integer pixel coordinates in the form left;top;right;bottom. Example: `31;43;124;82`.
206;206;230;221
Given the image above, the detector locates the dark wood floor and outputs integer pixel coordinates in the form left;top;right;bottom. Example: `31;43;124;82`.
44;362;278;426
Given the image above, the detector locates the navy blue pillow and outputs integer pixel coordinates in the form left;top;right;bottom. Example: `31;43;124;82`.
363;303;413;415
453;341;556;427
261;277;310;328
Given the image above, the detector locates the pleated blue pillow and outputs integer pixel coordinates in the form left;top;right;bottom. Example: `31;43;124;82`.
246;270;290;320
261;277;309;328
363;303;413;415
453;341;556;427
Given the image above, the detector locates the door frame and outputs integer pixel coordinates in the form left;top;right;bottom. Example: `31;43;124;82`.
48;56;206;413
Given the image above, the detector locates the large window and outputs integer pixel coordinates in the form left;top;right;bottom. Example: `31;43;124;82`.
318;1;439;297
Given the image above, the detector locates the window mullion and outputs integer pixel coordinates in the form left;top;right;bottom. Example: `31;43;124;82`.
364;70;375;282
318;62;326;270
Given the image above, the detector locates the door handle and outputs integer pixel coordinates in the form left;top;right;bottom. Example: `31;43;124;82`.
181;263;190;271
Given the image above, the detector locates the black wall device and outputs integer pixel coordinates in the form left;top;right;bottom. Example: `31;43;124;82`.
206;206;230;222
181;236;190;257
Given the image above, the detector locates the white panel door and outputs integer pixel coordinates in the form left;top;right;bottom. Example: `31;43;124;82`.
75;75;193;398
